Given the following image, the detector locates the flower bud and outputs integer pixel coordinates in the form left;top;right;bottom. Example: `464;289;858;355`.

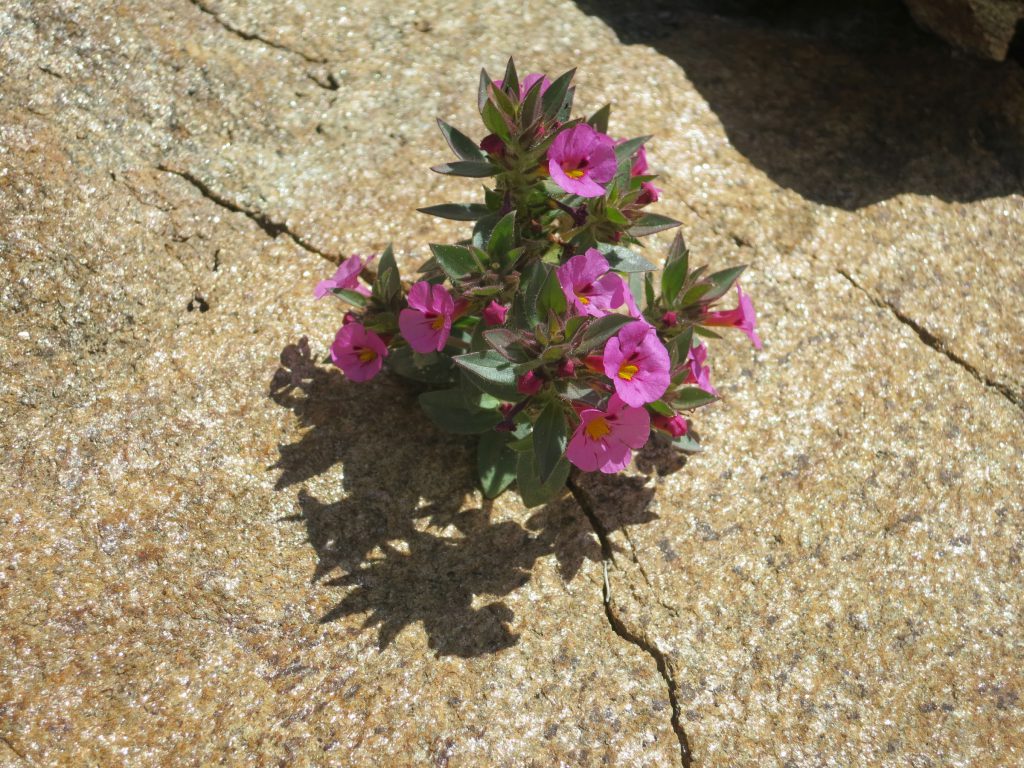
661;311;678;327
480;133;505;158
652;413;688;438
557;359;576;377
482;301;509;326
342;311;359;325
516;370;544;395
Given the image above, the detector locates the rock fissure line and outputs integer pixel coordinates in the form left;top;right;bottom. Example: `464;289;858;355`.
837;268;1023;414
157;166;337;261
566;478;694;768
187;0;328;64
0;735;28;764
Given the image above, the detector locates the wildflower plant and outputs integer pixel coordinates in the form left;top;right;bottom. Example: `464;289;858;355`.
315;59;760;506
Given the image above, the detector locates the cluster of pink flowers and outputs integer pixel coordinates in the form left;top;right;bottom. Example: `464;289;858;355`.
312;60;760;504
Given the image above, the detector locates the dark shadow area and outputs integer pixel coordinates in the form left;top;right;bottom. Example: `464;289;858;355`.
269;338;660;657
575;0;1024;208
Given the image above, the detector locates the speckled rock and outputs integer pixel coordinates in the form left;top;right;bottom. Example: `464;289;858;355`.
1;0;1022;766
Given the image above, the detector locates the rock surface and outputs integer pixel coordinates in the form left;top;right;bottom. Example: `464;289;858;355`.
904;0;1024;60
1;1;1022;766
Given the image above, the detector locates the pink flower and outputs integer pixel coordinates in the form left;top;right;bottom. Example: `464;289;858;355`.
399;281;455;353
547;124;617;198
701;284;762;349
603;321;671;407
482;300;509;326
567;395;650;474
652;412;688;438
314;254;374;299
684;342;717;395
330;322;388;382
556;249;633;317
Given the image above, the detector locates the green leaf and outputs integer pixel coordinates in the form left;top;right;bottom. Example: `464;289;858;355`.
332;288;367;307
672;432;703;453
500;57;519;100
516;446;570;508
417;203;490;221
538;267;567;316
419;388;500;434
576;314;634;353
373;244;401;303
605;207;629;228
533;400;568;484
646;399;675;417
453;350;521;400
644;271;656;310
541;68;576;121
675;386;718;410
486;209;517;261
488;80;518;121
436;118;486;163
613;135;652;165
520;77;545;127
596;244;657;272
431;160;498;178
557;86;576;123
541;343;570;362
521;261;548;327
701;265;747;303
629;213;682;237
478;68;494;113
481;100;511;141
667;327;694;367
387;347;455;385
661;236;689;306
679;282;712;307
482;328;530;363
471;212;500;251
587;103;611;133
429;244;482;280
478;430;518;498
694;326;723;339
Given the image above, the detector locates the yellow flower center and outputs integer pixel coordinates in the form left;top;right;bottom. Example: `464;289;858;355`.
574;291;591;305
431;314;446;330
357;347;377;363
617;363;639;381
566;168;585;179
584;417;611;440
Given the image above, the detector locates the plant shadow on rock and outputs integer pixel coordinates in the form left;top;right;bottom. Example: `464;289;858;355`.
269;338;669;658
575;0;1024;208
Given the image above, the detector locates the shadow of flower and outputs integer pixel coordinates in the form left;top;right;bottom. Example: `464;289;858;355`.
269;338;658;657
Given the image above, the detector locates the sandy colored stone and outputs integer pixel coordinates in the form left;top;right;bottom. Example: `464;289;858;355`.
2;0;1023;766
0;3;682;765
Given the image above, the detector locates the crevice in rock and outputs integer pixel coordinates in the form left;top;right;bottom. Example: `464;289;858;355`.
567;478;694;768
0;735;28;764
157;166;336;261
838;268;1023;414
187;0;328;64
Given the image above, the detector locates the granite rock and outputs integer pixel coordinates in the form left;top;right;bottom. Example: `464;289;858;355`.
1;0;1022;766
